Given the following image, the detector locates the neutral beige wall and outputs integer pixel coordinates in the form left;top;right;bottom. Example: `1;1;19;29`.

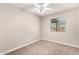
0;4;40;53
77;7;79;42
42;7;79;46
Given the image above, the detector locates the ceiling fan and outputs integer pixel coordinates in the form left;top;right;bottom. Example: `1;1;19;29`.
33;3;51;14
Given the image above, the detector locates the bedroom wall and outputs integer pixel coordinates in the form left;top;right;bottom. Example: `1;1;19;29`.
42;7;79;47
77;6;79;43
0;4;40;54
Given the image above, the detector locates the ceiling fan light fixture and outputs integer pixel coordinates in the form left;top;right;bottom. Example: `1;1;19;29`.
33;3;51;15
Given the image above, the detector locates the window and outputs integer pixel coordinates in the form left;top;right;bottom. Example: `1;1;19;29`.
51;16;66;32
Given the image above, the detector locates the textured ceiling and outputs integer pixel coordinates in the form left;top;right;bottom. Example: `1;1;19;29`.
10;3;79;16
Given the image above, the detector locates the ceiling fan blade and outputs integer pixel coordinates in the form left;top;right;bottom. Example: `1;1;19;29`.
33;3;40;8
43;3;50;7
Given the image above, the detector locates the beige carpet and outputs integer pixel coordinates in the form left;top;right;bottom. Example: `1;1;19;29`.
6;40;79;55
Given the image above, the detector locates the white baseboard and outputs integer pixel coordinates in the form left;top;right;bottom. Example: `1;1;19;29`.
0;38;41;55
1;38;79;55
43;39;79;49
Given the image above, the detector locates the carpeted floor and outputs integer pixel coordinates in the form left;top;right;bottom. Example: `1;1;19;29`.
6;40;79;55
